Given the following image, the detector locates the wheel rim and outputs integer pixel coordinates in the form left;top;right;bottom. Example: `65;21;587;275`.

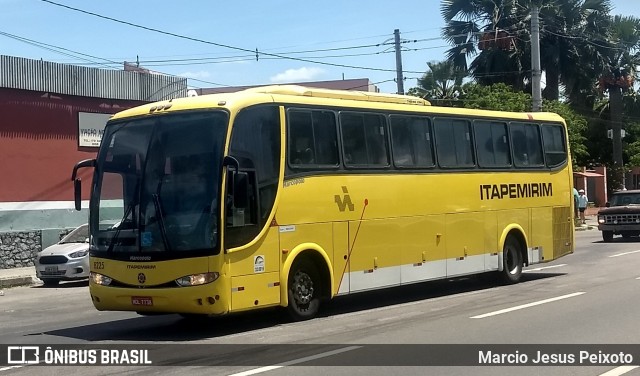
292;270;314;306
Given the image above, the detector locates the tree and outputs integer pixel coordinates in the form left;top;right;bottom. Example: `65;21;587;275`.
596;15;640;189
440;0;613;101
407;60;465;106
440;0;526;89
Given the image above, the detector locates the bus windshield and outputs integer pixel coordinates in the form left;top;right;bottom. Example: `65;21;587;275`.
90;111;228;258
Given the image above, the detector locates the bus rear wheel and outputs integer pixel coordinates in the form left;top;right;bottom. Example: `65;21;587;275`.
287;259;321;321
500;236;523;284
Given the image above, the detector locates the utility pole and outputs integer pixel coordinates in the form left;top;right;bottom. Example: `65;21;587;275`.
531;4;542;111
394;29;404;95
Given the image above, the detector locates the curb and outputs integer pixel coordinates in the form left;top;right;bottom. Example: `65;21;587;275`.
0;276;36;290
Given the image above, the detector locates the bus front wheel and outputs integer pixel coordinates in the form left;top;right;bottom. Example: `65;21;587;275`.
287;259;321;321
500;236;523;284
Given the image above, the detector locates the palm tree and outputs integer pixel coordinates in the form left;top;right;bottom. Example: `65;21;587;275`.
597;15;640;189
440;0;526;89
538;0;612;101
408;60;465;105
440;0;612;101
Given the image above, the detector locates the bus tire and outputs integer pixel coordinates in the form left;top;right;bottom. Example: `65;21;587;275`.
287;258;321;321
602;231;614;243
500;236;523;284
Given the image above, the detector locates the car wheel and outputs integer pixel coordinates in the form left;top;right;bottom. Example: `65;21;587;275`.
602;231;614;243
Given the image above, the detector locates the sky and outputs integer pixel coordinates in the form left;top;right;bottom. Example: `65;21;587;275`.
0;0;638;95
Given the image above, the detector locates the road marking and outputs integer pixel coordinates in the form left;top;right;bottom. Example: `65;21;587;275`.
599;366;639;376
0;366;23;372
524;264;567;272
226;346;361;376
636;277;640;280
470;292;585;319
609;250;640;258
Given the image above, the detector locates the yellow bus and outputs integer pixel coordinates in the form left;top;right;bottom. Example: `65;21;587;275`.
72;85;574;320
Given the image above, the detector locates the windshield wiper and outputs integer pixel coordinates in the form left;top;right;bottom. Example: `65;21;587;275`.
106;201;135;253
151;193;172;251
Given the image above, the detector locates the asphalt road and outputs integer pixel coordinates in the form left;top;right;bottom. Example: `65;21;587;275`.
1;229;639;376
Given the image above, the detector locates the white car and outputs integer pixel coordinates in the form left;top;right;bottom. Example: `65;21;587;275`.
35;224;90;286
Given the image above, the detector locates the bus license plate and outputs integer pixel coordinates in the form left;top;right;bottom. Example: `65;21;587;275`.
131;296;153;306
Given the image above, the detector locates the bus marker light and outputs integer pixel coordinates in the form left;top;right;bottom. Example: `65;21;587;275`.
207;297;215;305
282;249;289;254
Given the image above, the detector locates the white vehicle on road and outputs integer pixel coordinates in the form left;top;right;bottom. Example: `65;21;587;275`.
35;224;89;286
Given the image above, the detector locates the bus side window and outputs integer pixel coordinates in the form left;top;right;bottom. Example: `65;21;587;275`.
434;118;474;168
511;122;544;168
340;112;389;167
541;124;567;167
288;109;338;168
390;115;435;168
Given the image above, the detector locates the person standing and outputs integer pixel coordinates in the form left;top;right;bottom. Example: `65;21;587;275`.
577;189;588;225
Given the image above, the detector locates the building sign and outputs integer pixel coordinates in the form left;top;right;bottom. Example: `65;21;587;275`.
78;112;112;147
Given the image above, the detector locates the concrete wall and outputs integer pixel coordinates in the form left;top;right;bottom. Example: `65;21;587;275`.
0;227;79;269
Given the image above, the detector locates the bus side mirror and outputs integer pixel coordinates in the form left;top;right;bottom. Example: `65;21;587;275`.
74;178;82;211
71;158;96;211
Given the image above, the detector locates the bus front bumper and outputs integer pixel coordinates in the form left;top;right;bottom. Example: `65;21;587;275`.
89;282;229;315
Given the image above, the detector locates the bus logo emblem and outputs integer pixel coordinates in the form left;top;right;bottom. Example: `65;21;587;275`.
334;186;354;212
138;273;146;284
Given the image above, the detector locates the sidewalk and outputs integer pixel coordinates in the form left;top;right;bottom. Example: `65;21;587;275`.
575;214;598;231
0;266;38;293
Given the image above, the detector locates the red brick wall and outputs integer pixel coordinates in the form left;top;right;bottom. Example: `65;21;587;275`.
0;88;145;202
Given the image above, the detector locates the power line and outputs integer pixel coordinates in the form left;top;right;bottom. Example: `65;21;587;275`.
38;0;407;74
0;30;120;70
0;29;233;88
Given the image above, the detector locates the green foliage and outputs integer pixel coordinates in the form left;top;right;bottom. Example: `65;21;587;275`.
458;82;531;112
542;100;589;167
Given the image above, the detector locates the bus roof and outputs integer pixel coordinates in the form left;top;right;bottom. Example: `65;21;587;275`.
110;85;565;124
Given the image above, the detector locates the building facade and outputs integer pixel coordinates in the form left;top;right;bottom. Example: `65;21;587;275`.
0;55;187;269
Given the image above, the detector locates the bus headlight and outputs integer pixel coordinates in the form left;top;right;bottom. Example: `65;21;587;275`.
90;272;112;286
598;217;605;224
175;272;219;287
